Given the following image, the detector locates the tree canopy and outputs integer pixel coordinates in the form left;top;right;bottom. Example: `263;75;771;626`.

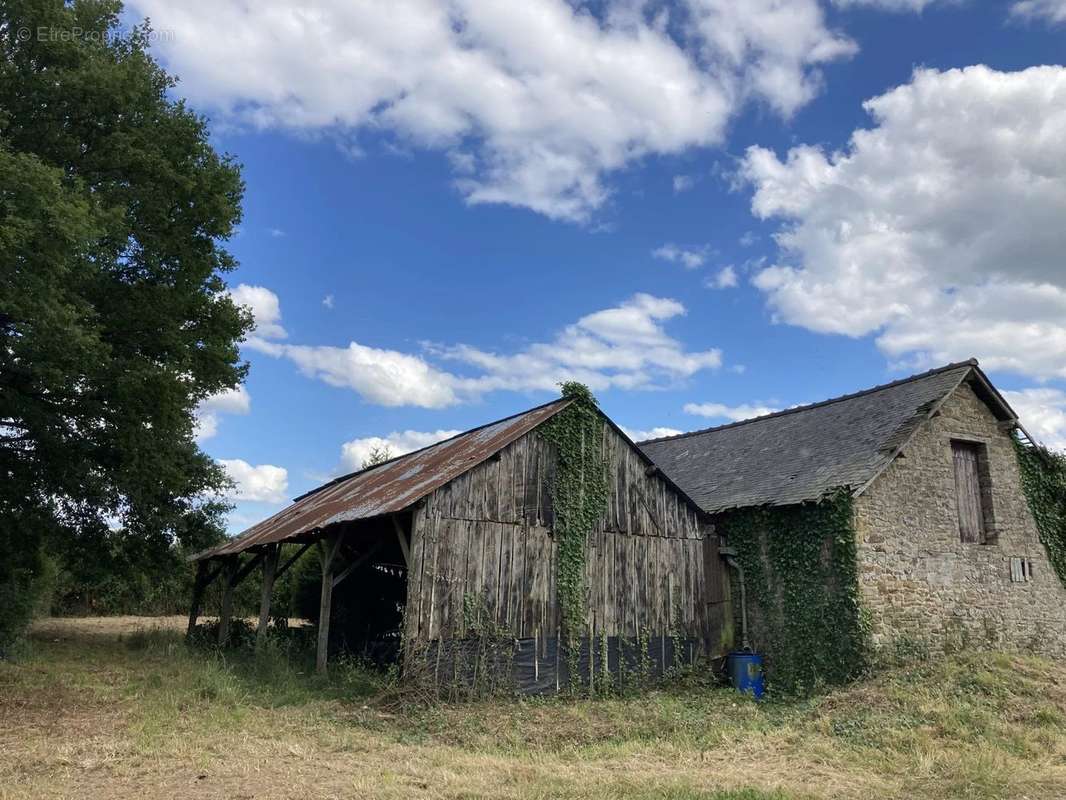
0;0;251;650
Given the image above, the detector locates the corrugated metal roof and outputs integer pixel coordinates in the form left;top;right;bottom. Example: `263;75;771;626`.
639;360;1016;514
196;398;572;560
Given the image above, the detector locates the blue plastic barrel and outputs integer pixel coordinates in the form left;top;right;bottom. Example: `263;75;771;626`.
727;651;765;699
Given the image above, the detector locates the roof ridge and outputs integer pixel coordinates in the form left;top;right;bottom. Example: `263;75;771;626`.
638;358;979;446
292;396;573;502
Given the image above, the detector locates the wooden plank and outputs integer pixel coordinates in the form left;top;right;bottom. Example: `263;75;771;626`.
406;507;426;642
274;542;313;582
425;515;441;641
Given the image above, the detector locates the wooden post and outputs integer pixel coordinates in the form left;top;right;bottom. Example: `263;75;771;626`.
218;556;238;646
316;533;342;675
187;560;209;638
257;544;280;645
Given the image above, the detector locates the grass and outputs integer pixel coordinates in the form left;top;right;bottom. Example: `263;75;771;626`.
1;617;1065;799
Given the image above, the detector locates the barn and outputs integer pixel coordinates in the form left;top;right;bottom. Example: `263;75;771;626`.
640;359;1066;687
189;386;728;692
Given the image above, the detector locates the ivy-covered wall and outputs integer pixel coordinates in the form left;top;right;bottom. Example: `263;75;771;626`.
715;492;867;694
1015;438;1066;587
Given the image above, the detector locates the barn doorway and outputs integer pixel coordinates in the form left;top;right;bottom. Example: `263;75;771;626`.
309;513;414;667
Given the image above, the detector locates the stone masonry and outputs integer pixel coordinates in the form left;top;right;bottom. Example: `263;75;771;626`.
854;380;1066;656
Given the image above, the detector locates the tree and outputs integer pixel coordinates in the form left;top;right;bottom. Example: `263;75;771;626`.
362;445;394;470
0;0;251;651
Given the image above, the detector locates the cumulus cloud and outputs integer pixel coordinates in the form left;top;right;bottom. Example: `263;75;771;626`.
706;266;738;289
1010;0;1066;24
340;429;462;471
653;243;708;269
128;0;853;221
229;284;287;340
621;425;685;442
218;459;289;503
1003;389;1066;452
683;401;780;421
246;290;722;407
740;65;1066;381
322;294;335;310
194;385;251;442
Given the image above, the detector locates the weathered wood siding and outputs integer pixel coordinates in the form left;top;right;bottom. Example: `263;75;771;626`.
404;421;728;650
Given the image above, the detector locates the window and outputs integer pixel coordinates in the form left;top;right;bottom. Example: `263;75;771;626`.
951;440;994;543
1009;557;1033;583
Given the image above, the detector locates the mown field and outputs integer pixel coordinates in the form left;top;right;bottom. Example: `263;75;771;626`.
1;617;1065;800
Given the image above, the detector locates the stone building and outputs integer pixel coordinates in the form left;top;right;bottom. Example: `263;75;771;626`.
641;359;1066;658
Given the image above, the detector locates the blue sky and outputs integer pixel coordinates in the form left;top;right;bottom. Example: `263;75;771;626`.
125;0;1066;531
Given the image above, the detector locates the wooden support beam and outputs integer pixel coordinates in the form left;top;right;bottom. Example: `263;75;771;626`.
217;556;239;646
316;532;343;675
256;544;280;644
233;549;267;587
392;515;411;568
274;541;314;582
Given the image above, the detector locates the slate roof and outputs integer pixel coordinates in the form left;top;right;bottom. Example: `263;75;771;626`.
195;398;573;560
639;360;1018;514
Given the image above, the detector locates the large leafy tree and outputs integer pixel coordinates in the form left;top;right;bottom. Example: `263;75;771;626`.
0;0;251;648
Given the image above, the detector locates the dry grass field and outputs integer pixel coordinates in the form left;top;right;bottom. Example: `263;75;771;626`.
1;617;1065;800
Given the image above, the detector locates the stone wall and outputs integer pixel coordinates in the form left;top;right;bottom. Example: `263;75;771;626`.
854;379;1066;656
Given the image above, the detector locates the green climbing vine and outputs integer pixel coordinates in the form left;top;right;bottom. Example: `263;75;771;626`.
539;382;609;684
1015;437;1066;587
716;491;868;695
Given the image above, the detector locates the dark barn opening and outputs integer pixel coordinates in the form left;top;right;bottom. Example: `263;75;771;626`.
324;513;413;666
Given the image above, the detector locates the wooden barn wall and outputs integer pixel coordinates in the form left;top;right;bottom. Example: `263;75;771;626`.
404;422;728;648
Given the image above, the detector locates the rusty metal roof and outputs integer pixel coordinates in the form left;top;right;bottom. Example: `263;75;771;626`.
195;398;572;560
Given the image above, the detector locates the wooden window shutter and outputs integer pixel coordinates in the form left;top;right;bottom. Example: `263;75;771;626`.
952;441;985;543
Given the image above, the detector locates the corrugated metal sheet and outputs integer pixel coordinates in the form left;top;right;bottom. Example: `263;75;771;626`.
196;398;572;560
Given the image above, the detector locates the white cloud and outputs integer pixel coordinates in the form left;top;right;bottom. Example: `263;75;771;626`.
653;243;708;269
194;385;251;442
706;265;738;289
1010;0;1066;24
249;337;463;408
229;284;287;340
673;174;696;192
248;290;722;407
1003;388;1066;452
436;293;724;396
621;425;685;442
741;65;1066;381
685;0;857;117
218;459;289;503
268;227;286;238
128;0;853;221
340;429;462;471
832;0;943;10
683;401;779;421
322;294;335;310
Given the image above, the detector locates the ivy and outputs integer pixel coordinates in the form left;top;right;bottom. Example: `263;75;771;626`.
539;382;609;683
1014;437;1066;587
716;492;867;695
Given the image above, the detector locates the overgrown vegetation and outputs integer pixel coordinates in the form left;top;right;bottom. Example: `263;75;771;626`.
1015;437;1066;587
539;382;610;688
0;0;249;653
716;493;868;695
3;617;1066;799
